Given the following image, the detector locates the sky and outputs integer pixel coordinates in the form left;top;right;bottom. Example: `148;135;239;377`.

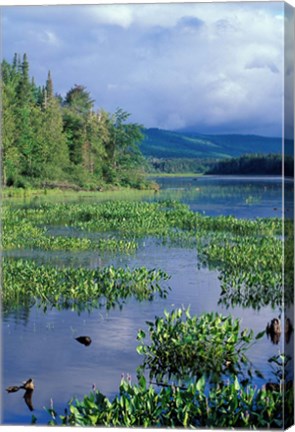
1;2;289;136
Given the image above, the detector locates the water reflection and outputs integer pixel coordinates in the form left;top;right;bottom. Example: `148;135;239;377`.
151;175;292;218
266;317;294;345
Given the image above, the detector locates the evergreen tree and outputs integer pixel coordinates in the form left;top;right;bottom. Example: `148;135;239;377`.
2;76;19;185
46;70;53;100
16;53;33;106
62;109;85;165
63;85;94;167
1;59;21;185
64;85;94;116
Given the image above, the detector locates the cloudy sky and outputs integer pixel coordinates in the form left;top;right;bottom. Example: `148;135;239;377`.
2;2;287;136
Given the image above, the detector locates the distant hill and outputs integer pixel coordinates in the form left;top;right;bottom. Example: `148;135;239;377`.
141;128;289;159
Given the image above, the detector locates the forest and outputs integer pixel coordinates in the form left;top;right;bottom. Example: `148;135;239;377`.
147;157;216;174
206;153;294;177
2;53;148;190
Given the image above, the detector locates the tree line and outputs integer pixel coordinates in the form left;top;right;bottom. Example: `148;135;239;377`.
147;157;217;174
2;53;148;190
206;153;294;177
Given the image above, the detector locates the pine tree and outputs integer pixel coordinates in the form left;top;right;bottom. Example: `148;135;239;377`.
46;70;53;100
16;53;33;106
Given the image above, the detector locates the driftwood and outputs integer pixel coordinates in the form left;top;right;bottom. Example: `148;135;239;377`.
6;378;35;411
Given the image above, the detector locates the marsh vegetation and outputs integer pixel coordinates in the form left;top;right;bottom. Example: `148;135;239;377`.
2;177;293;428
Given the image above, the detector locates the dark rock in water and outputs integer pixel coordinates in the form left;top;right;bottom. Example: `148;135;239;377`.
6;386;20;393
285;317;294;344
75;336;92;346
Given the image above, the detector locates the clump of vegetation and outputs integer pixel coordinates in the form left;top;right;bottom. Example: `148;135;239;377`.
193;214;285;310
2;259;170;312
197;235;283;309
3;218;137;253
136;307;264;385
47;375;292;429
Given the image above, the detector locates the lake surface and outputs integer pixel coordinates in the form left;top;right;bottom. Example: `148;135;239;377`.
1;176;292;425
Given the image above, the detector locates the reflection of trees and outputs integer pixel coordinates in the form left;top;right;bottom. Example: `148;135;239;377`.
2;302;32;326
149;180;292;217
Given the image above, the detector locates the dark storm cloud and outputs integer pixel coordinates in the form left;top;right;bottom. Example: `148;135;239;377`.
2;3;284;136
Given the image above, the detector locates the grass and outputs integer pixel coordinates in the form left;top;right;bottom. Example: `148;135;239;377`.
2;186;157;205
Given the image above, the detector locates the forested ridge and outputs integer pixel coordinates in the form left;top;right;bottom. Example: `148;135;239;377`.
206;153;294;177
2;53;148;190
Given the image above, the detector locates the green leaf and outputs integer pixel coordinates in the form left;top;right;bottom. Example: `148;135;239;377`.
255;330;266;340
196;375;206;392
137;329;146;340
136;345;144;355
234;376;240;391
138;375;146;389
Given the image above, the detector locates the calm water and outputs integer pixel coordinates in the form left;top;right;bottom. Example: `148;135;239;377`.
1;176;293;425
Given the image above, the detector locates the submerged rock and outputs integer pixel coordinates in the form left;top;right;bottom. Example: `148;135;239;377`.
75;336;92;346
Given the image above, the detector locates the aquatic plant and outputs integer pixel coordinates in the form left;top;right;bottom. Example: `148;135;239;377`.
3;200;285;310
3;217;137;253
48;375;292;428
3;200;282;243
2;259;170;312
197;234;283;309
136;307;263;385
